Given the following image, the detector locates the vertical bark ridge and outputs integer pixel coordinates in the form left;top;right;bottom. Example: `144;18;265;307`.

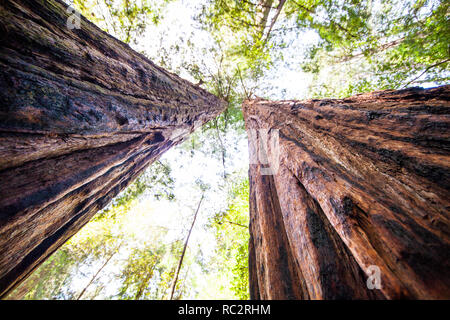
276;162;384;299
248;163;307;299
243;85;450;299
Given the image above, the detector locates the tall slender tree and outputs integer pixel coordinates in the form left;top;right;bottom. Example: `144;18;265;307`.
169;194;204;300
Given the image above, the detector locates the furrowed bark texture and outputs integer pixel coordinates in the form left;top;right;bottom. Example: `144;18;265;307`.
243;86;450;299
0;0;225;297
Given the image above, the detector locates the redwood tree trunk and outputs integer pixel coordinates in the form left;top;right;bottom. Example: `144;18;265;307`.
0;0;225;297
243;86;450;299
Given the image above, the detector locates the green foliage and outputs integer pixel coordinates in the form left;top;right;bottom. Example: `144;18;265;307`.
72;0;172;44
200;0;449;99
289;0;450;96
116;246;164;299
94;160;175;221
196;0;282;94
209;175;250;299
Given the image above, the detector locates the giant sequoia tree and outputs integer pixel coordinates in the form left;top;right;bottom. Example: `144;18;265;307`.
0;0;225;297
244;86;450;299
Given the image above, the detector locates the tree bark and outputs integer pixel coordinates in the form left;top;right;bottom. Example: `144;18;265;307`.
0;0;225;298
243;85;450;299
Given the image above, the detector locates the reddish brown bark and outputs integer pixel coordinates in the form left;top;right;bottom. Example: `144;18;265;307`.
244;86;450;299
0;0;225;297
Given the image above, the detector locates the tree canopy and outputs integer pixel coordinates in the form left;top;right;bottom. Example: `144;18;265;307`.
199;0;449;98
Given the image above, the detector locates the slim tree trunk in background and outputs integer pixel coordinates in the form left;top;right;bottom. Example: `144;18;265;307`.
134;264;156;300
76;244;121;300
243;86;450;299
169;194;204;300
0;0;225;298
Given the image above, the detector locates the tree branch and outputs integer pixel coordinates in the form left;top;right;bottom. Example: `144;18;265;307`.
262;0;286;43
218;219;249;228
402;58;450;88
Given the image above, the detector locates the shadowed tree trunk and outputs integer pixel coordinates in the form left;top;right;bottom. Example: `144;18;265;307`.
243;86;450;299
0;0;225;298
